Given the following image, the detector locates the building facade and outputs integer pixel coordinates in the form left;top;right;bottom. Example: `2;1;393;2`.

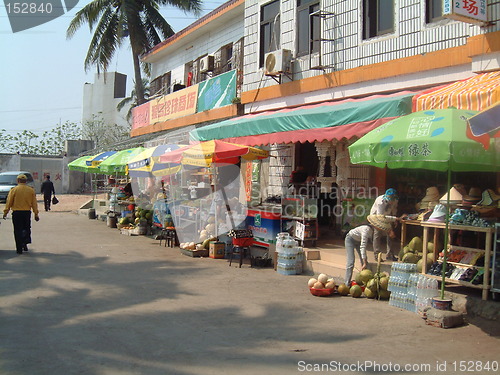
132;0;500;227
83;72;130;129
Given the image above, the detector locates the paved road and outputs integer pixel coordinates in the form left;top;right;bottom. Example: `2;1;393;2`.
1;209;499;375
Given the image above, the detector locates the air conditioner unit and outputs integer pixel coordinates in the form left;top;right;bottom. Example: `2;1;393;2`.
199;55;214;73
264;49;292;76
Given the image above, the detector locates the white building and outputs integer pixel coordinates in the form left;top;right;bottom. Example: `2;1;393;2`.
82;72;130;129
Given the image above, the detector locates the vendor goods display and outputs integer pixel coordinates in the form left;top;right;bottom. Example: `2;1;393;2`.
417;186;440;211
356;267;391;300
308;273;337;296
398;236;435;266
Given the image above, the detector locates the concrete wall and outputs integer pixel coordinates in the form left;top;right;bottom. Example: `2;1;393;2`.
0;140;95;194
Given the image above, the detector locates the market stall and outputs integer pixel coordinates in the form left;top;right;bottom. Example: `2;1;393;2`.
349;108;500;302
159;140;269;258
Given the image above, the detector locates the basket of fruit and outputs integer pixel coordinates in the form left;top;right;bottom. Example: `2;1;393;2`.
308;273;337;296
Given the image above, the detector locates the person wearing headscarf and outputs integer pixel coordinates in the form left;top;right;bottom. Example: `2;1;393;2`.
369;188;399;261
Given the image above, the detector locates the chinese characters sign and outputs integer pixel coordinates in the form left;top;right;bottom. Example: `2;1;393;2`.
406;116;433;139
131;102;150;130
443;0;488;24
132;85;199;130
150;85;198;124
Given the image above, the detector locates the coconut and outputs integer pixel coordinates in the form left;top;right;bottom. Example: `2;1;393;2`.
364;287;377;299
354;273;364;286
359;269;373;284
337;283;350;296
317;273;329;284
379;277;389;291
402;253;419;264
408;236;423;252
313;281;325;289
350;285;363;298
325;280;336;289
366;278;378;292
378;289;391;300
307;278;318;288
398;248;406;260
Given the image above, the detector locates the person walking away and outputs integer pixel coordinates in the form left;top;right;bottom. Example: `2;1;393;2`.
344;222;373;286
3;174;40;254
41;174;55;211
370;188;399;261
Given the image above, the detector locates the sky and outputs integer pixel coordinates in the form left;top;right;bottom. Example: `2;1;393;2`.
0;0;225;138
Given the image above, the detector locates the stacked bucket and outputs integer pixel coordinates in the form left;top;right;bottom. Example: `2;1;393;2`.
276;233;304;275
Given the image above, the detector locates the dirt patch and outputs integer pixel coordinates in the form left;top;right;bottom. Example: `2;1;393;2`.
35;194;108;212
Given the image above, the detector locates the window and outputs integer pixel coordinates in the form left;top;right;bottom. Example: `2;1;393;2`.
363;0;394;40
297;0;320;56
260;0;280;66
221;44;233;73
150;72;171;97
426;0;443;23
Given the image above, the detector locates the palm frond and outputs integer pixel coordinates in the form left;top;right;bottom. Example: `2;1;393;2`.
66;0;112;38
84;9;121;72
157;0;202;16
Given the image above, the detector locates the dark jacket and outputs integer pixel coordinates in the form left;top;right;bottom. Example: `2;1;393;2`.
41;180;55;196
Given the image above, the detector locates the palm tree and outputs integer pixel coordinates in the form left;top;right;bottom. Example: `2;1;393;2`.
117;78;150;122
67;0;202;105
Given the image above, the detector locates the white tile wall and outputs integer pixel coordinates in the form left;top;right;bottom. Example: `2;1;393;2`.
242;0;500;94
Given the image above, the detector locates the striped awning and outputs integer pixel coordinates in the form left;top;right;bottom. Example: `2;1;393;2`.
414;71;500;111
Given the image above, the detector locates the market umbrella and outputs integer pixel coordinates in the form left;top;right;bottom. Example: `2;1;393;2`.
86;151;117;170
98;147;146;175
348;108;500;299
127;144;184;178
159;140;269;167
68;155;94;172
160;140;269;234
466;101;500;150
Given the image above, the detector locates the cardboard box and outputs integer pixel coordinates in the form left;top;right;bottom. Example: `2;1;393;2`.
209;241;225;259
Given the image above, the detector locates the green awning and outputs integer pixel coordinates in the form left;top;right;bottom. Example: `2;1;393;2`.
190;92;415;145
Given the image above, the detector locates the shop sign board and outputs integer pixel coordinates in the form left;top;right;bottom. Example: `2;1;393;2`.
131;101;150;130
197;70;237;112
150;85;199;124
443;0;488;25
246;209;281;247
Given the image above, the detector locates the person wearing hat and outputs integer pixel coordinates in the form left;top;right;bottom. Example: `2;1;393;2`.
40;174;55;211
370;188;399;261
344;222;373;286
3;174;40;254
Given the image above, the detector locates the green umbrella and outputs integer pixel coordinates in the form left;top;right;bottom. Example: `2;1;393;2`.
98;147;146;175
349;108;500;299
349;108;499;171
68;155;94;172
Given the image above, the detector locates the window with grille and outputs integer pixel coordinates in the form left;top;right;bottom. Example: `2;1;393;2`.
260;0;281;67
150;72;171;97
297;0;320;56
